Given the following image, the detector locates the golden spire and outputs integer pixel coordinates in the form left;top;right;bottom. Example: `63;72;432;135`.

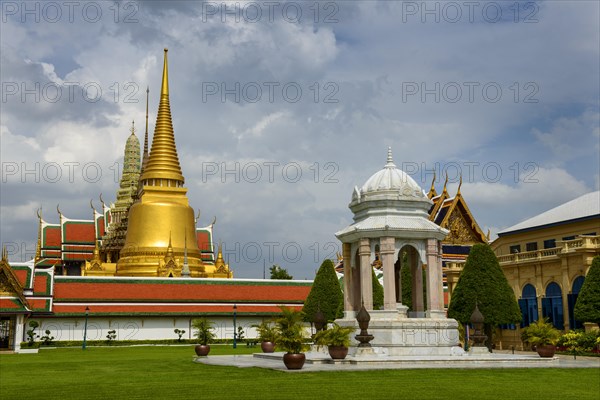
139;48;184;185
142;86;150;172
35;207;42;263
442;173;448;194
92;239;101;261
427;172;437;199
166;231;173;258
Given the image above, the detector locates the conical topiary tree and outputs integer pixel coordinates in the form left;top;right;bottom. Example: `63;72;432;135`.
302;259;343;323
574;256;600;325
448;243;521;349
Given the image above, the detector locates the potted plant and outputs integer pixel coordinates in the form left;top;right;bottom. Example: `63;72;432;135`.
521;318;561;357
253;320;277;353
192;318;215;356
313;322;356;360
274;306;309;369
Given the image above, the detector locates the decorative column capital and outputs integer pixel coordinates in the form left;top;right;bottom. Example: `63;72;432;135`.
380;237;395;254
358;238;371;255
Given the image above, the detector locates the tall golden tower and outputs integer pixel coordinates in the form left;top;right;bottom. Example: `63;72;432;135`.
116;49;207;277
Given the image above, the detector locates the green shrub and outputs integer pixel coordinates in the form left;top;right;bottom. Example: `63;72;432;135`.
303;259;343;322
40;329;54;346
521;318;561;346
192;318;215;345
574;256;600;324
253;320;277;342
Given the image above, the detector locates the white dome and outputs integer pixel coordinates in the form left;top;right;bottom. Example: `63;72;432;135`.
359;148;426;199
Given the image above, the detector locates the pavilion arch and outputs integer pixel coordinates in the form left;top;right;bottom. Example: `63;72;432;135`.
394;244;426;316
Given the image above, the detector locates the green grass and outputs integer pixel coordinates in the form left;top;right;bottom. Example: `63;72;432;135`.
1;346;598;400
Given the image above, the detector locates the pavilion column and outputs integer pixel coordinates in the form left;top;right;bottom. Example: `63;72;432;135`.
359;238;373;310
380;237;396;311
342;242;353;314
412;250;424;313
426;238;445;318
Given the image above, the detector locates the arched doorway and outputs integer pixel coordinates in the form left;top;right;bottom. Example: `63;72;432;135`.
395;245;425;317
542;282;564;330
519;284;538;327
568;276;585;330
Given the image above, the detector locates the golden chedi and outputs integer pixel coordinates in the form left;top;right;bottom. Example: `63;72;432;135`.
117;49;208;277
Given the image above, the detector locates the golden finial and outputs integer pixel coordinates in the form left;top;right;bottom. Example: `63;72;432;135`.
139;48;184;185
487;229;491;241
142;86;150;172
215;241;225;270
457;174;462;195
56;204;62;217
162;49;169;96
99;193;105;208
35;207;42;263
430;172;436;193
1;246;7;262
165;231;174;258
92;239;100;260
442;173;448;193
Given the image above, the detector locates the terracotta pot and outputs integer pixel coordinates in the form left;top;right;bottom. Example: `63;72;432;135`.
261;341;275;353
195;344;210;356
328;345;348;360
536;344;556;358
283;353;305;370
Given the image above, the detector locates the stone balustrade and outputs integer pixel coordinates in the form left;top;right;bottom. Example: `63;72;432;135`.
497;235;600;265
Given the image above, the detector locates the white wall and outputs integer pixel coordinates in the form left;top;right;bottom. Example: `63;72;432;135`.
26;316;269;342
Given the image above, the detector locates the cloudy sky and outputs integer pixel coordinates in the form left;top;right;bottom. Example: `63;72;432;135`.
1;1;598;278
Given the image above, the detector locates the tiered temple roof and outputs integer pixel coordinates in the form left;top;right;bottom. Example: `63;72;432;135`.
427;175;488;264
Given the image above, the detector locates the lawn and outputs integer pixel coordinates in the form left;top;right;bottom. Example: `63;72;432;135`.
1;346;598;400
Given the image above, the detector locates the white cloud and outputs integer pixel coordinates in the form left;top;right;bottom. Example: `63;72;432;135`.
533;109;600;161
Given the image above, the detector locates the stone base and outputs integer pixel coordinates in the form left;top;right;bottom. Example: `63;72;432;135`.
337;310;461;356
469;346;491;356
353;347;375;358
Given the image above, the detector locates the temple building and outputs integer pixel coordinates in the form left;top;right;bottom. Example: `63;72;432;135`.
492;191;600;349
0;49;314;353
